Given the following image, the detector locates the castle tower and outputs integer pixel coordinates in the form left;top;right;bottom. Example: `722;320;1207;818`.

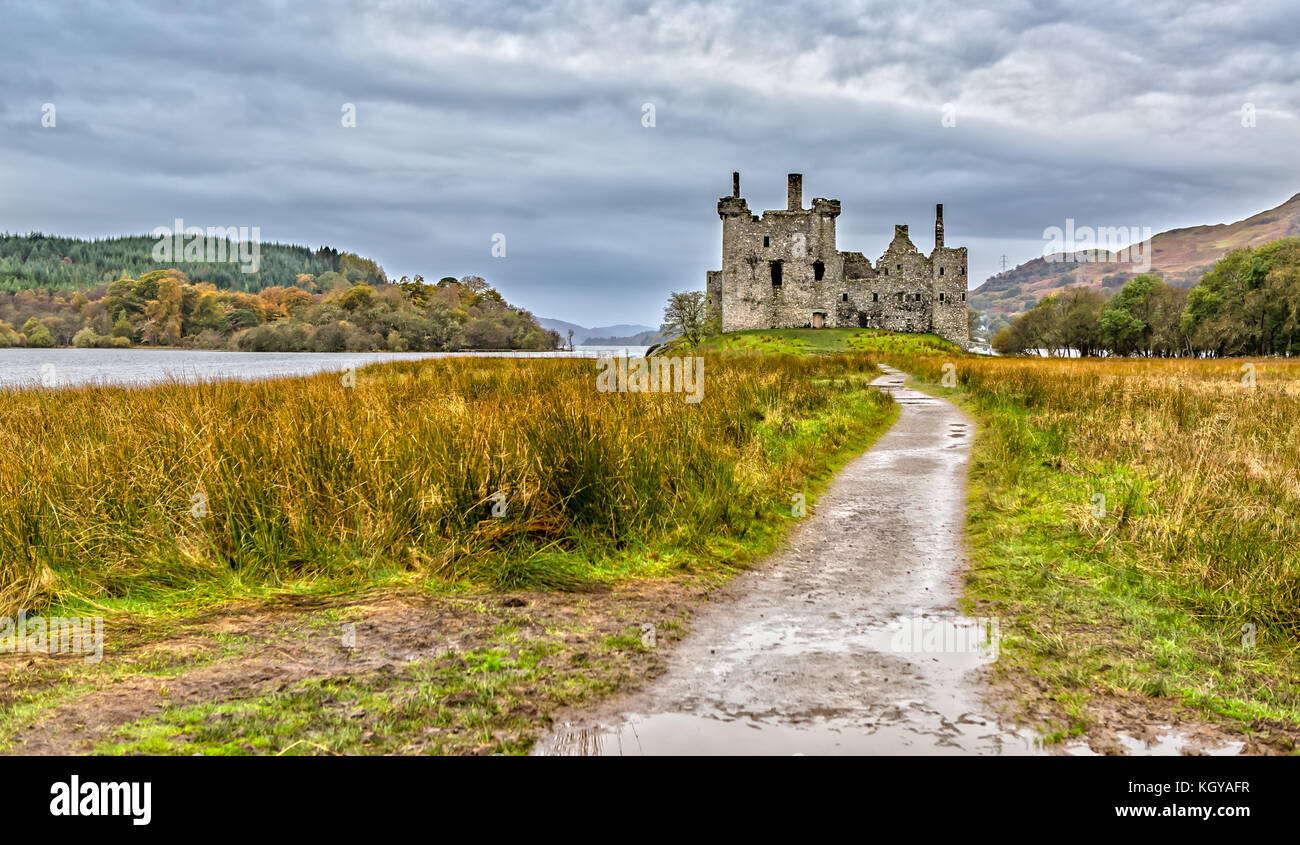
929;202;968;347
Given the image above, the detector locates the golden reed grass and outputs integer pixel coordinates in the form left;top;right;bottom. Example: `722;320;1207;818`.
895;353;1300;640
0;354;892;614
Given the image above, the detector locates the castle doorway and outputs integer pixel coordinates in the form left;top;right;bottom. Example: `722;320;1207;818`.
811;311;825;329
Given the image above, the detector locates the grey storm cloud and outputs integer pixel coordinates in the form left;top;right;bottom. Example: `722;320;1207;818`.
1;0;1297;325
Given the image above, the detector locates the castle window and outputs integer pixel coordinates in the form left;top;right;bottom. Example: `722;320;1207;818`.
872;292;878;302
961;266;966;275
939;292;945;302
939;267;945;276
961;291;966;301
763;236;770;248
770;260;783;287
814;260;825;281
896;264;902;271
841;292;848;302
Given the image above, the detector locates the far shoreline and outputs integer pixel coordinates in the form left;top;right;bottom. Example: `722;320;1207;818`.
0;345;651;391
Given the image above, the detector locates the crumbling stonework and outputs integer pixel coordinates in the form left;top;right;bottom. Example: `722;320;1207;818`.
705;173;970;347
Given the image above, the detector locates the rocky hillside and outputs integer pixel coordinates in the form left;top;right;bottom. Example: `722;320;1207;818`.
971;192;1300;318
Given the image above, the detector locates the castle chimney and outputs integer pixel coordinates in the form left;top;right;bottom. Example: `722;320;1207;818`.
935;203;945;249
733;171;740;198
787;173;802;211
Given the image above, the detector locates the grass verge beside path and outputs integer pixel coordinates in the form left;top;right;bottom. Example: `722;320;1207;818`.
1;350;898;754
891;353;1300;752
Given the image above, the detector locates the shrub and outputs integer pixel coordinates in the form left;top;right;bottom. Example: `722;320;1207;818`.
72;328;102;348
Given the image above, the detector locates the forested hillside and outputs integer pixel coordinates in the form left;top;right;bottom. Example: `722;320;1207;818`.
0;233;385;293
993;236;1300;357
0;232;560;352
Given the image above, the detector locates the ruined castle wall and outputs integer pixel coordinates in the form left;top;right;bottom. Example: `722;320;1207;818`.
840;251;876;279
835;226;936;333
719;206;845;331
929;245;969;346
705;270;722;323
836;275;933;333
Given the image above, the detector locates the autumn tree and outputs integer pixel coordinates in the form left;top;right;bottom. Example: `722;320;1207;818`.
662;290;711;347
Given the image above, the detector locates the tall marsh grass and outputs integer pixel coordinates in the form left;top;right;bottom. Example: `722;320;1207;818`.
895;353;1300;643
0;354;894;614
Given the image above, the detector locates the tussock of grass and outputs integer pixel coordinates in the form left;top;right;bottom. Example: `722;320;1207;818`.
0;353;896;615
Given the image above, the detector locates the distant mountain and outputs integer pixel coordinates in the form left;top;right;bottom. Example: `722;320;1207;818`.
971;192;1300;318
534;317;588;341
583;329;669;346
535;318;657;345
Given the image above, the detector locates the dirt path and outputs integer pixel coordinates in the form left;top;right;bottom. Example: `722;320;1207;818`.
535;364;1034;754
534;366;1261;756
534;365;1045;755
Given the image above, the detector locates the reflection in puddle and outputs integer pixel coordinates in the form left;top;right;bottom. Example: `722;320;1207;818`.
538;713;1245;757
538;711;1045;756
1061;726;1245;757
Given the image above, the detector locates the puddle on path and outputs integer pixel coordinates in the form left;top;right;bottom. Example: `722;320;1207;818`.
538;713;1243;756
1060;728;1246;757
539;710;1043;756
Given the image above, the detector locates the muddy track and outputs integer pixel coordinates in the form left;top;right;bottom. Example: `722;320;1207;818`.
1;583;706;756
534;365;1038;755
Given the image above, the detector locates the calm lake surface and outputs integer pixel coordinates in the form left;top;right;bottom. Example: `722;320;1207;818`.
0;347;649;390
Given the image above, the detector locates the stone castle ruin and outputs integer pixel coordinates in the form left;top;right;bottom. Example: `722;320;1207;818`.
705;173;969;347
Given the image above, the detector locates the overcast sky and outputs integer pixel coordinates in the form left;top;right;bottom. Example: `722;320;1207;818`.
2;0;1297;327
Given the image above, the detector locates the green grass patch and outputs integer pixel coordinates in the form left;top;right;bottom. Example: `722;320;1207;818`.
688;327;960;357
